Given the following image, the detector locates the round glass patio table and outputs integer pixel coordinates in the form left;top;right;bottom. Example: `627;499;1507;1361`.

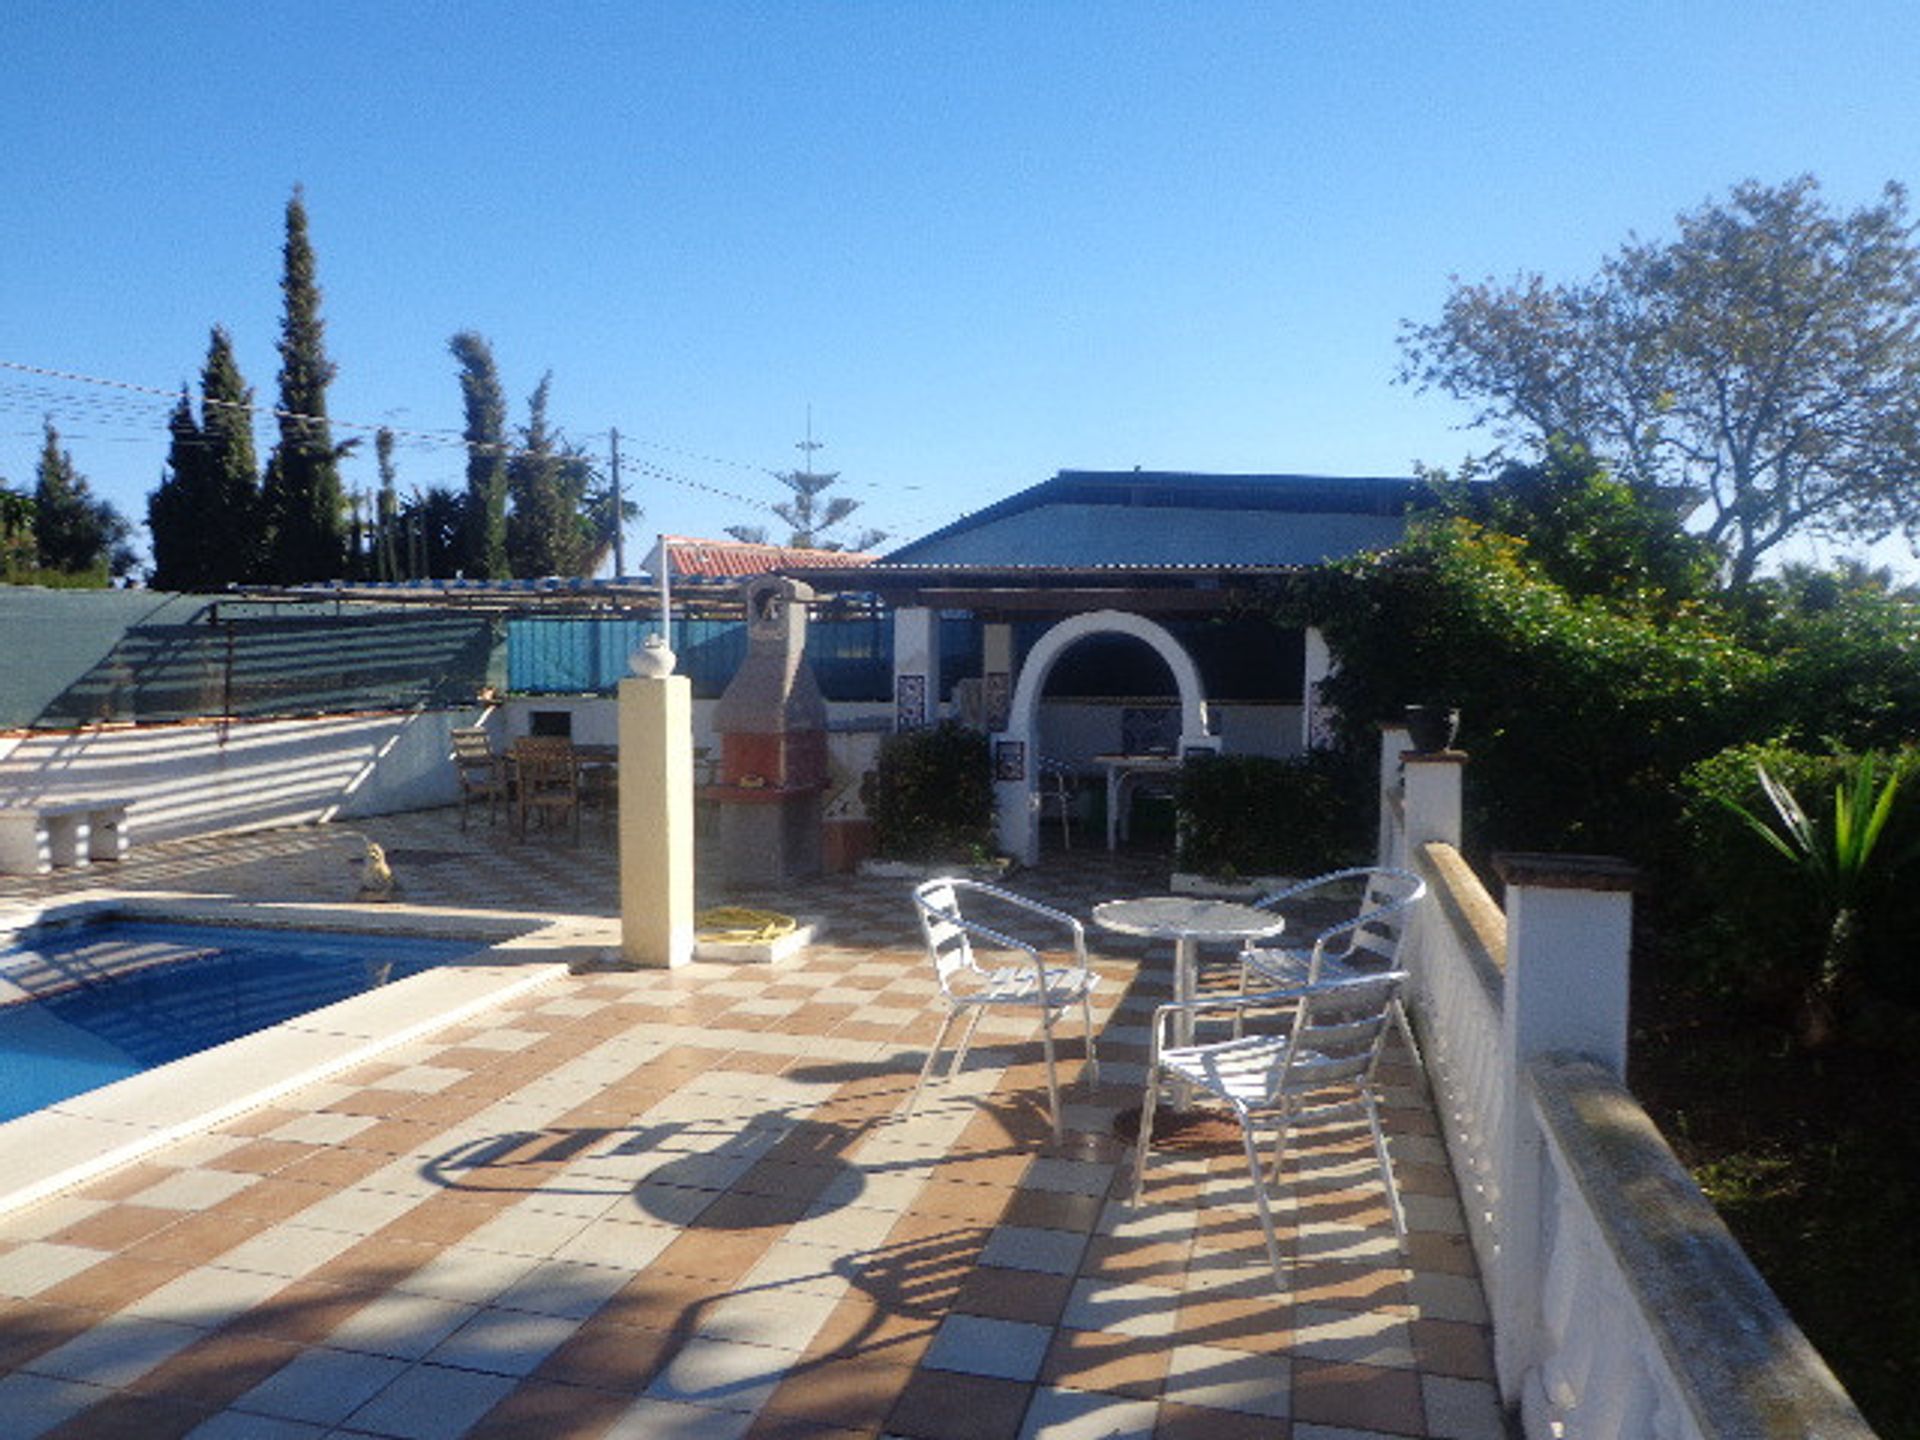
1093;896;1284;1109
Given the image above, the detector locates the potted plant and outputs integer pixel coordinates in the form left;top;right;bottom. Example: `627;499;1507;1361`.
1403;704;1460;753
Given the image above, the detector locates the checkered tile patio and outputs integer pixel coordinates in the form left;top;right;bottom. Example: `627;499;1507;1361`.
0;809;1499;1439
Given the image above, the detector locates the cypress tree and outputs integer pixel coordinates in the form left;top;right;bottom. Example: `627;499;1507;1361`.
262;187;348;582
147;391;209;589
200;325;263;580
449;331;508;579
148;327;263;590
375;427;402;581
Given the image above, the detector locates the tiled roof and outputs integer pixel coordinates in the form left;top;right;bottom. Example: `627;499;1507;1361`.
652;535;879;578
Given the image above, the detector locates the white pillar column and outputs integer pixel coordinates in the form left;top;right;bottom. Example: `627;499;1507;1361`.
1302;626;1336;751
1378;723;1414;867
892;606;941;730
1490;852;1638;1403
982;621;1013;732
619;674;695;968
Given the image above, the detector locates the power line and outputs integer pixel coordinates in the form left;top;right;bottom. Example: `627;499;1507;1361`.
0;356;782;515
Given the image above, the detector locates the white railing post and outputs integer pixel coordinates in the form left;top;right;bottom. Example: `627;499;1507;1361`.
1490;852;1637;1407
1377;723;1413;865
1401;748;1463;852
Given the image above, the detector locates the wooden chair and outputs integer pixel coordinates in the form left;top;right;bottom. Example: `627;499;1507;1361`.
511;736;581;843
452;727;507;830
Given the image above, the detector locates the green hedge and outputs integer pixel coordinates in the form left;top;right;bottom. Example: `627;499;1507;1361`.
1174;751;1365;880
861;722;995;864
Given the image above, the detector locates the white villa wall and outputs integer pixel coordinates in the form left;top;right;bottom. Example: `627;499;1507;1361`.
0;709;491;845
1036;700;1301;764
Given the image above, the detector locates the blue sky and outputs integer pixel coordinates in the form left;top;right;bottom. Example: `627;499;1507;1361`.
4;2;1919;573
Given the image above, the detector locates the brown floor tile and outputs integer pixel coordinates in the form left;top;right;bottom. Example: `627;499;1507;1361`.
324;1086;425;1117
1403;1229;1477;1277
650;1226;778;1284
47;1203;185;1252
340;1116;451;1154
1290;1359;1426;1435
1041;1327;1169;1398
71;1162;175;1203
372;1193;514;1246
208;1137;318;1175
906;1178;1017;1224
205;1175;335;1224
124;1211;256;1266
127;1329;305;1407
698;1190;815;1229
949;1267;1074;1327
227;1277;376;1344
1412;1317;1496;1380
36;1253;188;1312
1080;1233;1193;1287
1286;1261;1411;1312
213;1106;303;1138
304;1232;442;1290
1154;1399;1291;1439
534;1312;682;1390
466;1378;634;1439
744;1416;874;1440
887;1368;1033;1440
802;1290;941;1366
758;1350;917;1433
1174;1288;1294;1357
272;1145;393;1188
0;1298;106;1369
38;1390;209;1440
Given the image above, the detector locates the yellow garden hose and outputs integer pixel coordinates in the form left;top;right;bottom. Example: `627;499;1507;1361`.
694;907;799;944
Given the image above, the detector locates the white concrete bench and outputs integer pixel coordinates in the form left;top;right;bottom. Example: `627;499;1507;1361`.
0;799;131;875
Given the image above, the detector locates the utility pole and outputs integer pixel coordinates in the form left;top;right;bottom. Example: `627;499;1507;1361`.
610;427;626;577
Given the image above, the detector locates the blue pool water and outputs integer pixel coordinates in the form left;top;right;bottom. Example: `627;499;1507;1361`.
0;921;480;1124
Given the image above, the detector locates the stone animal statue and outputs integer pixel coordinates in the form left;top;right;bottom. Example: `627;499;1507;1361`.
356;840;398;902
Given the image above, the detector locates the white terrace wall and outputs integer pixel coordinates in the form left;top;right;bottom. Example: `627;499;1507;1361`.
0;709;486;845
1388;741;1876;1439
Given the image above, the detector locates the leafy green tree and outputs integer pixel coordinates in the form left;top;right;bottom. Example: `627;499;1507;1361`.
33;420;131;581
1;479;35;581
397;485;466;579
583;474;640;577
450;331;509;579
148;327;263;590
262;187;350;582
1401;177;1920;585
1423;441;1719;615
505;373;593;577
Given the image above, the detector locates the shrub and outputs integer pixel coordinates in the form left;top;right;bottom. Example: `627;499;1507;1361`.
1174;751;1366;880
1677;743;1920;1010
861;722;995;863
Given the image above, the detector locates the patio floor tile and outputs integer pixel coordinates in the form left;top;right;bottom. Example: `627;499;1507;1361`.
0;810;1494;1440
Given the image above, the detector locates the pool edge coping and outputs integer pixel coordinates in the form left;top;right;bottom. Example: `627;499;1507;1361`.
0;890;616;1218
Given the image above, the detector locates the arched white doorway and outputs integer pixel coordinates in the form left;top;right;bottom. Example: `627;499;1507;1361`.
992;609;1214;864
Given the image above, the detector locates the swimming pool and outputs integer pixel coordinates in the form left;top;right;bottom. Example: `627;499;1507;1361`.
0;920;480;1124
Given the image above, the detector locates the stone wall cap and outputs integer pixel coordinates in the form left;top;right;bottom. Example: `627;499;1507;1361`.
1494;852;1639;891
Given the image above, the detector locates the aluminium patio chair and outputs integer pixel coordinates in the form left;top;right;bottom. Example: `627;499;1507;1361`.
511;735;581;843
452;727;508;830
909;876;1101;1144
1131;970;1409;1285
1237;866;1427;1065
1037;756;1079;850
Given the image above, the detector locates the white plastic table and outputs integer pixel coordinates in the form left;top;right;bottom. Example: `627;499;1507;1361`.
1093;754;1181;850
1092;895;1284;1103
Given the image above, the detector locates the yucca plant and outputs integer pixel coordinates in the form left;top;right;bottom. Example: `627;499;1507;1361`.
1719;756;1905;1045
